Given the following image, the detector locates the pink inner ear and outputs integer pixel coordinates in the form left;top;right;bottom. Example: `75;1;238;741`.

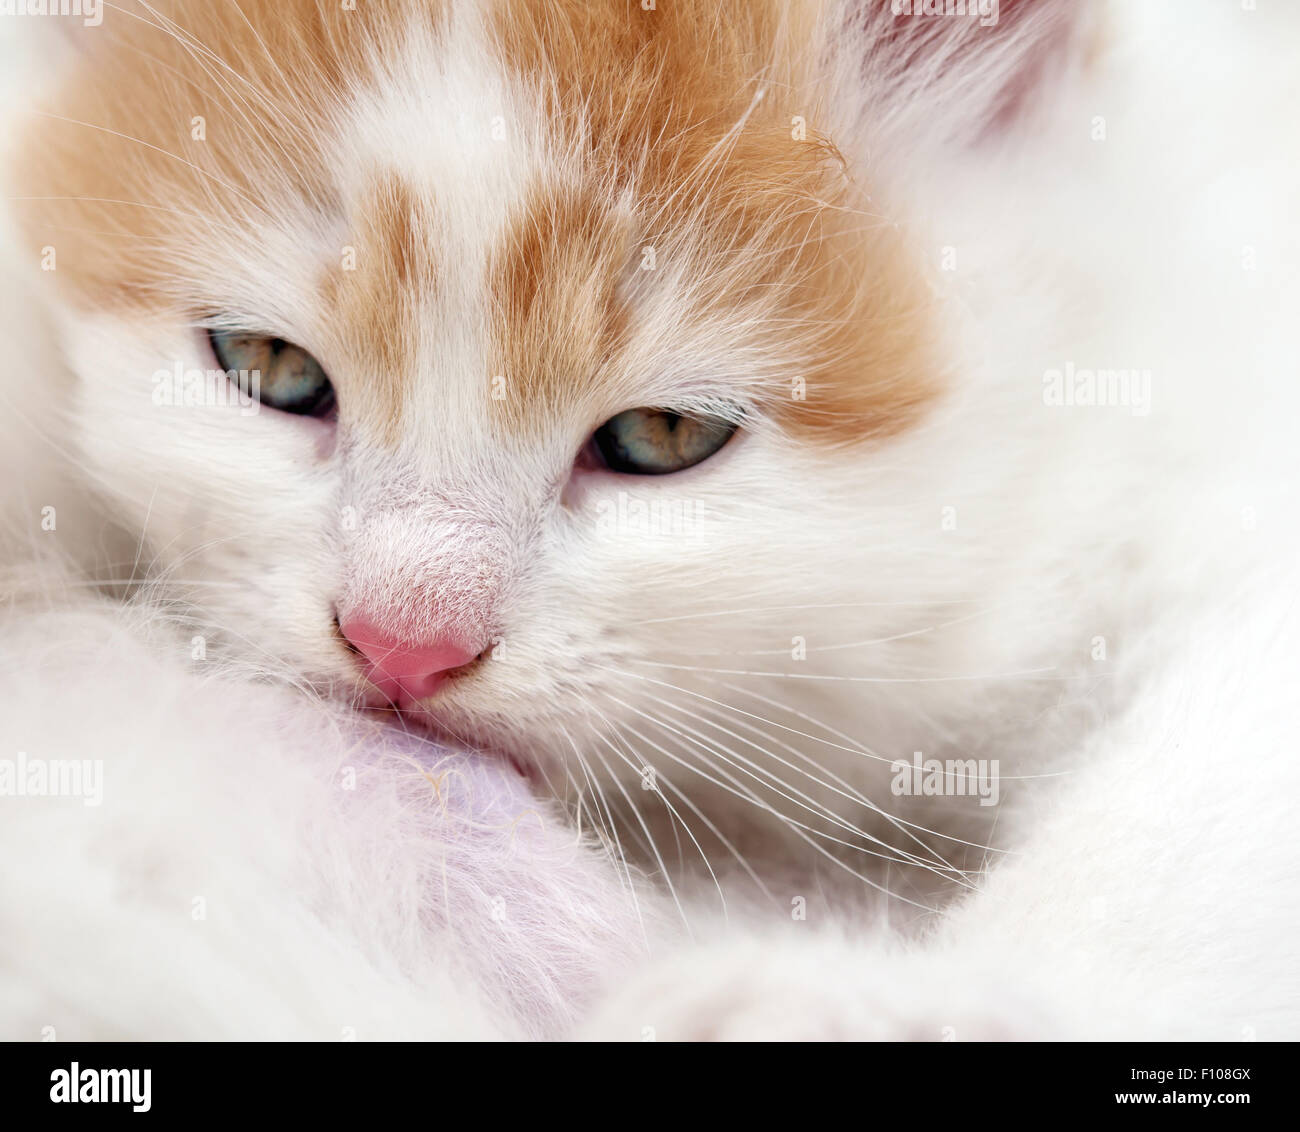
873;0;1080;138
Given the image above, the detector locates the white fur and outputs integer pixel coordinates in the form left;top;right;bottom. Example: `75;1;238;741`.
3;0;1299;1039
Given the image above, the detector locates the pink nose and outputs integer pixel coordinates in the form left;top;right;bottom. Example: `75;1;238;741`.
340;617;479;707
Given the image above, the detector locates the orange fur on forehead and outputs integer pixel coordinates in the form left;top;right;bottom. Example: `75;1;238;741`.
488;0;943;445
489;179;633;434
13;0;941;449
11;1;421;308
320;173;436;440
10;0;447;445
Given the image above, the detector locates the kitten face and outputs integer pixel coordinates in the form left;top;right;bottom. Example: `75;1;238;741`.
16;1;999;836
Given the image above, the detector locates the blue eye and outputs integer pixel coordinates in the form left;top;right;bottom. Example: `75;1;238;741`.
208;329;335;417
592;408;737;475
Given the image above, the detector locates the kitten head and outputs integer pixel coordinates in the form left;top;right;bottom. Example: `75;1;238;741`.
11;0;1077;862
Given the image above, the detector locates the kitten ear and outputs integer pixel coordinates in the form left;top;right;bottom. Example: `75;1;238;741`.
841;0;1089;150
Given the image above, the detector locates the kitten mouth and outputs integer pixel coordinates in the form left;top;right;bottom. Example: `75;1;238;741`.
335;615;529;780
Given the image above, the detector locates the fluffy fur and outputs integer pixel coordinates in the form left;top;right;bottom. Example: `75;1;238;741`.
2;0;1298;1039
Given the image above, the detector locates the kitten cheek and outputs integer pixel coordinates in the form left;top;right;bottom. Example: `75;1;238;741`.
238;388;339;458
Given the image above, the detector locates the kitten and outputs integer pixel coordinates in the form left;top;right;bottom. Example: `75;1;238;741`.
3;0;1298;1039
